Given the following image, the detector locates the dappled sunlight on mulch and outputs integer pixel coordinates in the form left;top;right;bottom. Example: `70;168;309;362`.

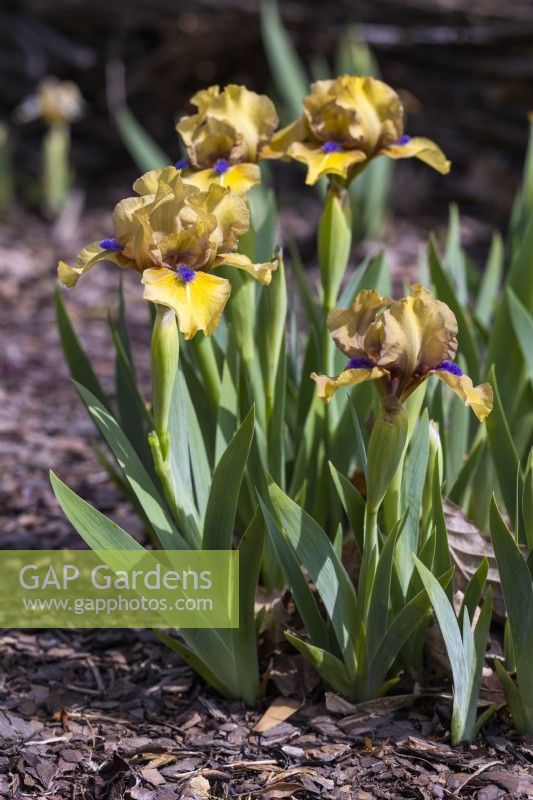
1;629;533;799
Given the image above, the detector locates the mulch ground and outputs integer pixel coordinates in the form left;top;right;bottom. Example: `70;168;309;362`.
1;628;533;800
1;203;533;799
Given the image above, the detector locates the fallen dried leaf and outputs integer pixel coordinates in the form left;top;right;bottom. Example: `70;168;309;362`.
141;754;176;770
445;500;506;620
263;781;305;798
253;697;302;733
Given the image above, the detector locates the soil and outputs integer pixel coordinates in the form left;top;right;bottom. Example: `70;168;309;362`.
1;202;533;798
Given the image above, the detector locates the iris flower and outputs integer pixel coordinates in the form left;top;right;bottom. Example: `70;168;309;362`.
264;75;450;186
176;84;279;193
16;77;83;127
312;284;492;421
58;167;277;339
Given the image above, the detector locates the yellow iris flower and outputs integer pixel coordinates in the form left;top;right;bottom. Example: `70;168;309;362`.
311;284;492;422
58;166;277;339
16;77;83;127
176;84;279;194
264;75;450;186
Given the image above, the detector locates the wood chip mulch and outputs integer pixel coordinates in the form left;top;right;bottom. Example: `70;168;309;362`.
1;628;533;800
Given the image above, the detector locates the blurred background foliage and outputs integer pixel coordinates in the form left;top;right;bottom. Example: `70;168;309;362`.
1;0;532;228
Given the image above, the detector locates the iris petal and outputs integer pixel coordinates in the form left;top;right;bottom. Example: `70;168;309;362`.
176;84;279;167
327;290;390;359
287;142;366;185
183;163;260;194
383;136;451;174
57;241;131;287
364;284;458;378
434;369;493;422
262;117;308;159
311;366;389;403
213;252;278;285
142;267;231;340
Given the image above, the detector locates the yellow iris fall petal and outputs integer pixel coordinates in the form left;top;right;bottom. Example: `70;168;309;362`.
383;136;450;175
142;267;231;340
57;242;131;287
435;370;493;423
213;252;277;285
287;143;366;186
311;366;389;403
265;74;450;185
313;284;492;422
57;166;277;338
183;163;260;194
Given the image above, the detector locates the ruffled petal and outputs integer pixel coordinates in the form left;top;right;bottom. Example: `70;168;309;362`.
327;290;390;359
311;366;389;403
176;84;278;166
176;88;239;168
112;194;153;247
186;85;222;115
159;229;215;271
206;84;279;161
261;117;308;159
303;91;360;146
382;136;451;174
202;183;249;252
141;267;231;339
213;252;278;284
434;370;493;421
57;241;132;287
301;76;403;152
364;284;458;379
334;75;403;150
132;167;187;196
287;142;366;185
191;123;239;168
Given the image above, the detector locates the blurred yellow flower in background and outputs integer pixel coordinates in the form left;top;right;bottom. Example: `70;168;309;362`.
58;166;277;338
265;75;450;185
16;76;84;127
312;284;492;421
176;84;279;193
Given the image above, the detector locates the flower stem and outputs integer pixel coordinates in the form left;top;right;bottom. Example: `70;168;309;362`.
191;334;221;410
151;305;179;435
43;123;70;217
148;305;200;544
382;449;405;534
364;506;379;552
318;182;352;321
317;182;352;535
